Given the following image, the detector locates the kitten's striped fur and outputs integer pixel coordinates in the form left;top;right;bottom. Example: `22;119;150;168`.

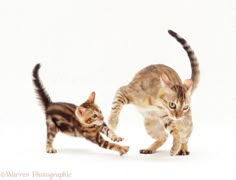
108;30;200;156
33;64;129;155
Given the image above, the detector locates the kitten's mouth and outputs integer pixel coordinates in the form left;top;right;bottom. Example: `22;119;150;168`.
170;116;183;121
95;120;104;126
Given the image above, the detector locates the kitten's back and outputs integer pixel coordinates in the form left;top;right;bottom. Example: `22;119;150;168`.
131;64;182;86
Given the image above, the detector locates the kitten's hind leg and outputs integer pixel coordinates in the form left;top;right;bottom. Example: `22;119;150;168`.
140;119;168;154
140;134;168;154
46;117;59;153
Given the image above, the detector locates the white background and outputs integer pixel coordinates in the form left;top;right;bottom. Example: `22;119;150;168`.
0;0;236;179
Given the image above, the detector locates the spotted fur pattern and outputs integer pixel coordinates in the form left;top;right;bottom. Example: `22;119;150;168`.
108;30;200;156
33;64;129;155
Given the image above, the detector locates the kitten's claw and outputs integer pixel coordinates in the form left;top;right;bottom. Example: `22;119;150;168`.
177;150;190;156
119;146;129;156
46;147;57;153
111;136;124;142
139;149;154;154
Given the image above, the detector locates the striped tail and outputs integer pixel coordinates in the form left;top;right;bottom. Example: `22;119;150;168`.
32;63;52;111
168;30;200;92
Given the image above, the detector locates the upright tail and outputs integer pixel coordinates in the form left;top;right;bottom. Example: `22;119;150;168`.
168;30;200;92
32;64;52;111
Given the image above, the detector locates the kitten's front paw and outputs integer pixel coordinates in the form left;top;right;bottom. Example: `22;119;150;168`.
119;146;129;156
170;150;177;156
177;150;190;156
170;146;181;156
46;146;57;153
111;136;124;142
139;149;154;154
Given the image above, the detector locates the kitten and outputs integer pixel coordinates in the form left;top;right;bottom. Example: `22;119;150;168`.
33;64;129;155
108;30;200;156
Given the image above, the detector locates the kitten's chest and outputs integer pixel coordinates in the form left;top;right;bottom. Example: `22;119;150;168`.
136;106;167;121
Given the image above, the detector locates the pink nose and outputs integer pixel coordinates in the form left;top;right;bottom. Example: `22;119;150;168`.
100;116;104;120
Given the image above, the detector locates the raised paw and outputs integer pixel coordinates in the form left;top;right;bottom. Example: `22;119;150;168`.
177;150;190;156
139;149;154;154
111;136;124;142
119;146;129;156
46;146;57;153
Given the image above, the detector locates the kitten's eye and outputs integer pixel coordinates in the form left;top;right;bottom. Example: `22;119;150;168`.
169;102;176;109
183;105;189;111
92;114;97;118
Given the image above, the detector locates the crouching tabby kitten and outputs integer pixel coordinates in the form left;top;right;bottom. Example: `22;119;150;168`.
108;30;200;156
33;64;129;155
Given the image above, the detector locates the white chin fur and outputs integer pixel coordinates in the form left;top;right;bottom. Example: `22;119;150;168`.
94;121;103;126
170;116;183;121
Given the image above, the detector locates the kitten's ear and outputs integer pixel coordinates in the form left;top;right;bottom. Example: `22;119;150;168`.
76;106;85;117
183;79;193;96
160;74;172;88
183;79;193;91
86;92;96;104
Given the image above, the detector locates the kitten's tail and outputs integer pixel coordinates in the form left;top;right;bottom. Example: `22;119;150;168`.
168;30;200;92
32;63;52;111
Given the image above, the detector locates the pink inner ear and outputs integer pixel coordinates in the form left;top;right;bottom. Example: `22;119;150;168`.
77;107;83;116
78;109;83;115
160;73;172;87
183;79;193;90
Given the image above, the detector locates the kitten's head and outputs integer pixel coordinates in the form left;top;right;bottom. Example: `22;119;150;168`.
158;74;193;120
75;92;104;126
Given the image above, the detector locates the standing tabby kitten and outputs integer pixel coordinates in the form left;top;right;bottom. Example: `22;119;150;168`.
108;30;200;156
33;64;129;155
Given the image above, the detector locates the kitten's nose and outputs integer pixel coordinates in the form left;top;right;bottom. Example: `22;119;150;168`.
100;116;104;120
176;111;183;119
